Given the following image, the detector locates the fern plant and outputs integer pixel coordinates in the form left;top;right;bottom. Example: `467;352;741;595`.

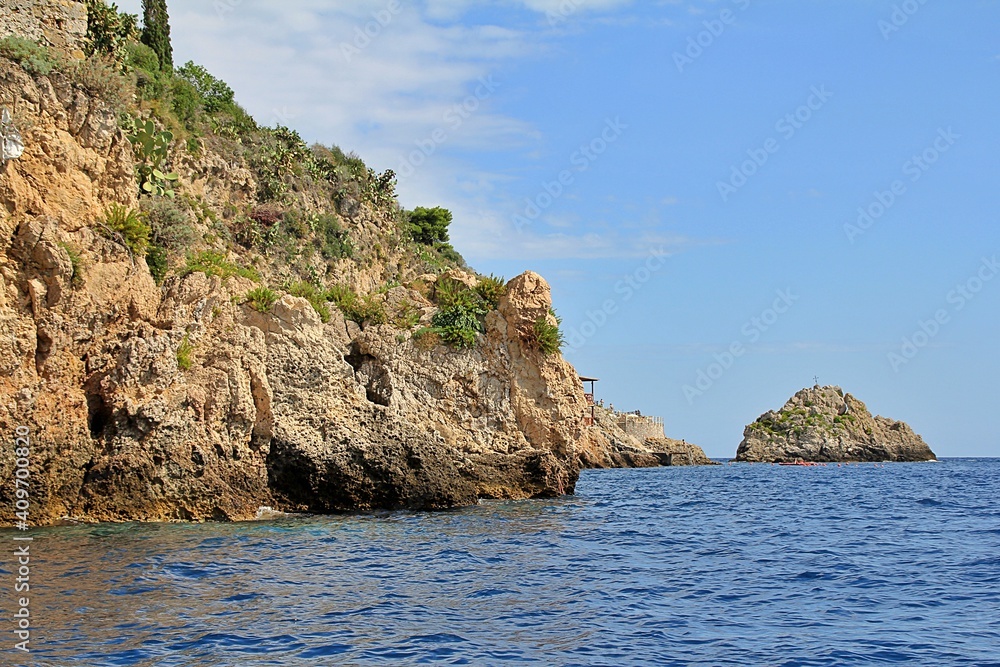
176;335;194;370
473;274;506;310
246;286;279;313
532;309;565;355
99;204;150;255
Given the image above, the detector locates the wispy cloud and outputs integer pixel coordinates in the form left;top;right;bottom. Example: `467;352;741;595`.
114;0;706;261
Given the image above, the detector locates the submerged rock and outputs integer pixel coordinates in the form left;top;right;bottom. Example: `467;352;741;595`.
736;385;936;463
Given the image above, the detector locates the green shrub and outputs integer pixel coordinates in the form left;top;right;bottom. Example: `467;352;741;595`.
232;215;275;250
125;42;167;101
69;55;132;112
246;286;278;313
474;274;506;310
532;310;564;355
409;206;451;245
133;68;166;102
84;0;138;67
392;301;421;329
184;249;260;281
169;75;202;128
431;286;486;350
325;285;385;325
312;213;352;259
0;36;61;76
441;325;478;349
141;196;194;249
175;61;235;114
176;334;193;370
311;143;369;181
146;243;168;284
324;284;356;310
288;281;330;322
833;414;856;427
100;204;150;255
433;277;476;309
58;242;85;288
125;41;159;71
354;294;386;325
210;102;257;140
425;276;490;349
435;242;465;267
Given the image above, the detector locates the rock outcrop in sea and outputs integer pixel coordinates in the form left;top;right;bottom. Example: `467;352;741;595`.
735;385;936;463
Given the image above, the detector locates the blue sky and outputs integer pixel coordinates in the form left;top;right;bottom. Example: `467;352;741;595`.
117;0;1000;457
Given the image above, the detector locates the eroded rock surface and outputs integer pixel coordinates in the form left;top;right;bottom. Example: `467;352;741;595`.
0;56;611;525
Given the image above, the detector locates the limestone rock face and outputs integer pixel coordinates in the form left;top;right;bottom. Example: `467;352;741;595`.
0;52;638;526
0;0;88;58
0;59;137;227
0;246;590;523
736;385;936;462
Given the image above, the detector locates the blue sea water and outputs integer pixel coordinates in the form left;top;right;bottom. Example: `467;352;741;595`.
4;458;1000;666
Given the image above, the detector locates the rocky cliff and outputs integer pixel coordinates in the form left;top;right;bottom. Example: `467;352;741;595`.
735;385;936;463
0;47;624;525
0;0;88;58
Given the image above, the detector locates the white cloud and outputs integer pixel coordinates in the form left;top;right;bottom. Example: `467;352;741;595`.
113;0;701;261
519;0;633;11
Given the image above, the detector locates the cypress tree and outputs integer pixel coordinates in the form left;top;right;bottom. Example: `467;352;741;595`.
140;0;173;72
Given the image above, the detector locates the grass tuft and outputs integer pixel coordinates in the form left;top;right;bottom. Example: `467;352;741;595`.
176;335;194;371
246;286;279;313
184;250;260;281
531;309;564;355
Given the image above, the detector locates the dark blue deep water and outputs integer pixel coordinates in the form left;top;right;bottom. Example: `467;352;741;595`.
5;458;1000;666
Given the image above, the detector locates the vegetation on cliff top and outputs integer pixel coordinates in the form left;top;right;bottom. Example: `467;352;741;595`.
3;1;567;355
140;0;173;72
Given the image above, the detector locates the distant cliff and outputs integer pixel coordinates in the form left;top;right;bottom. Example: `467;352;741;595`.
736;386;936;463
587;405;715;467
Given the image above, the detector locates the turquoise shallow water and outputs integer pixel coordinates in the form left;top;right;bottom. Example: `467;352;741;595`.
3;458;999;666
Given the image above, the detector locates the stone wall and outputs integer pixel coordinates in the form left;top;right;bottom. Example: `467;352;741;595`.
0;0;88;57
617;414;664;440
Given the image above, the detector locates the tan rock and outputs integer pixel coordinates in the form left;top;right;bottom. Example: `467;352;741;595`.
736;385;936;462
0;54;644;526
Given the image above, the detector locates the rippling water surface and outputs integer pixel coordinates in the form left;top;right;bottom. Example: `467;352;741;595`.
5;458;1000;666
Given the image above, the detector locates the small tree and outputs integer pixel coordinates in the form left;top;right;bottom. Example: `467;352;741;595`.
408;206;452;245
175;61;235;113
140;0;172;72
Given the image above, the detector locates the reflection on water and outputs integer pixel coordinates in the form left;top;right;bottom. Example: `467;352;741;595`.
4;459;999;666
